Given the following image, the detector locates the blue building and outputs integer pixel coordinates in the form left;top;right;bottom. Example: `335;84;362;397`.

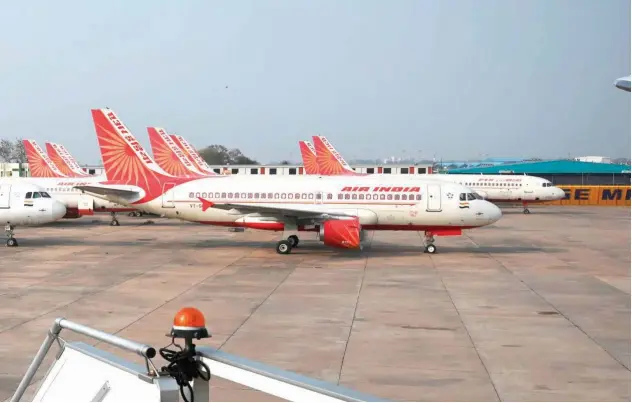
447;160;631;185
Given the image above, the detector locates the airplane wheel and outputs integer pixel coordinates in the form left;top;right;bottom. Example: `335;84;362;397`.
276;240;292;254
110;220;120;226
523;209;531;214
425;244;436;254
6;238;18;247
287;235;299;248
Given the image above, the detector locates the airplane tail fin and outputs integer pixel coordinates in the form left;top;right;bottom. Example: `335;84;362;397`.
147;127;205;177
91;108;174;196
311;135;360;175
23;139;68;178
298;141;319;175
45;142;91;177
169;134;217;175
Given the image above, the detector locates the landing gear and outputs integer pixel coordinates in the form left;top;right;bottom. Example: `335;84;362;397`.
5;224;17;247
276;240;292;254
128;211;143;217
110;212;120;226
287;235;299;248
522;201;530;214
423;231;437;254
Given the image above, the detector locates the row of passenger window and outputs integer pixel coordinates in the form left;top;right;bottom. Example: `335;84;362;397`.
463;182;521;187
189;192;422;201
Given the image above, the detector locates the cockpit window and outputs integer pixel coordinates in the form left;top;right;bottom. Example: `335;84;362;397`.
25;192;32;198
40;192;51;198
542;183;552;187
467;193;476;201
459;193;466;201
33;192;41;198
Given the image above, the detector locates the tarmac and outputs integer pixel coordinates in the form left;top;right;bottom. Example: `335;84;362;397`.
0;206;629;401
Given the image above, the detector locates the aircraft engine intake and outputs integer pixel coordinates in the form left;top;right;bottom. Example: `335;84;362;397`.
319;218;361;249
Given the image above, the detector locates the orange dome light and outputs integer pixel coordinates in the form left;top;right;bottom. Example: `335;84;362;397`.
170;307;210;340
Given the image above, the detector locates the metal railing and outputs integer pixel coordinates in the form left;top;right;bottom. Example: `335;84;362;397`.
11;318;385;402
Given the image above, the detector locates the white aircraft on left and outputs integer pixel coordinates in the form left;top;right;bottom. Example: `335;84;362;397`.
0;180;67;246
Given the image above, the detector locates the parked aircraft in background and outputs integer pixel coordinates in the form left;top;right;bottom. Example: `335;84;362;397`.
147;127;207;178
45;142;93;178
0;180;66;246
77;108;502;255
298;141;319;175
169;134;219;176
308;136;565;214
22;139;137;225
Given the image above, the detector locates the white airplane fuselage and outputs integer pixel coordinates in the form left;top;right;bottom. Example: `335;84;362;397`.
94;175;503;231
0;176;132;215
0;181;67;226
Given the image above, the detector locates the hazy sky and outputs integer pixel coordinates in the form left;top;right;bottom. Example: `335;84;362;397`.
1;0;630;164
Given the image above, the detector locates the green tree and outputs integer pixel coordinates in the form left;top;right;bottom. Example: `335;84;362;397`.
198;145;258;165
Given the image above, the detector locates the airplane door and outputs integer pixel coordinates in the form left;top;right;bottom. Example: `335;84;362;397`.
426;184;442;212
162;183;176;208
0;185;10;209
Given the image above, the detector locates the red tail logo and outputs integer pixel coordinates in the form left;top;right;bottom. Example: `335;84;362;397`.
298;141;319;175
91;109;187;202
147;127;204;177
169;134;216;175
312;136;362;176
45;142;90;177
23;140;67;178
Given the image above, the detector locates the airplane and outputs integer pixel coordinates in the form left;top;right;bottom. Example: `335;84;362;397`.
169;134;219;176
75;108;502;255
22;139;137;225
147;127;207;177
308;135;565;214
45;142;93;178
0;180;67;246
298;141;319;175
614;76;631;92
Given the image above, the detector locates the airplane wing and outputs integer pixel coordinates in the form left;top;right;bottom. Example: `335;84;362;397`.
74;185;140;199
198;198;356;220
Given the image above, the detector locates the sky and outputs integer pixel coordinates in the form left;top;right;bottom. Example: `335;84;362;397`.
0;0;630;164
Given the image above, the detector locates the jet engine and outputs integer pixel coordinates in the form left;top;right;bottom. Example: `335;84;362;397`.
62;207;82;219
318;218;361;249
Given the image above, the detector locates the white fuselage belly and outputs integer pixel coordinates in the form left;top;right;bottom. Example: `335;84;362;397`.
131;176;499;229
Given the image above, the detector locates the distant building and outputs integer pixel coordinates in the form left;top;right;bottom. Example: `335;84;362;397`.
574;156;611;164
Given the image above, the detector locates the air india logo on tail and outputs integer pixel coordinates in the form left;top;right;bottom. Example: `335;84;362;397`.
313;135;357;175
46;143;89;177
23;140;67;178
148;127;197;177
171;134;216;174
299;141;319;175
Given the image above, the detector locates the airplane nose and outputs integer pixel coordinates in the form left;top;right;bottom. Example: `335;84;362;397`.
51;200;67;220
486;202;503;224
554;188;565;199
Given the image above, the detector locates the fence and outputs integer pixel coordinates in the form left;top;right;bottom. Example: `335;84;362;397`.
539;185;631;206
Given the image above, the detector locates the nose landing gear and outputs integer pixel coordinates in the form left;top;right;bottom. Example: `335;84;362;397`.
5;223;17;247
522;201;531;214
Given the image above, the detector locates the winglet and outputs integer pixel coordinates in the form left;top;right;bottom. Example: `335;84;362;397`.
198;197;214;212
298;140;319;175
23;139;68;178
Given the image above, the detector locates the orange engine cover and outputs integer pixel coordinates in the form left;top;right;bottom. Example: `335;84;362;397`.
62;207;82;219
320;218;361;249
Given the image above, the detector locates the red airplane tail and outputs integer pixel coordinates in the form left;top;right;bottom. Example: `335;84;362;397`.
298;141;319;175
311;135;362;176
90;109;182;201
147;127;205;178
45;142;91;177
169;134;217;175
23;139;68;178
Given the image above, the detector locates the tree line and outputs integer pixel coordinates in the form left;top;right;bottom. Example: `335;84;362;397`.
0;139;26;163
